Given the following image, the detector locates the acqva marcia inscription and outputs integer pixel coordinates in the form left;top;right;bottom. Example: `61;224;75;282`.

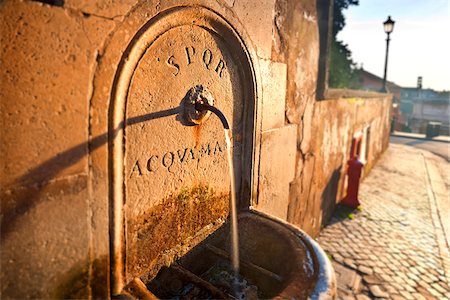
166;46;226;78
130;140;225;177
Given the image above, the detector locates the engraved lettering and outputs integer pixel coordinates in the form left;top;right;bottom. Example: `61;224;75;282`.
189;148;196;160
130;141;226;178
202;49;213;69
146;155;159;172
185;46;195;65
177;148;188;163
215;59;226;77
162;152;175;170
214;141;223;155
167;55;180;76
199;143;211;158
130;160;143;177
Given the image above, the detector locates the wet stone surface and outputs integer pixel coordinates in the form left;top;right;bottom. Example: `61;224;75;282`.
318;144;450;299
203;261;259;299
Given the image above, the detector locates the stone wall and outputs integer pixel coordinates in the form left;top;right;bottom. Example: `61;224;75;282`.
287;90;392;236
0;0;391;298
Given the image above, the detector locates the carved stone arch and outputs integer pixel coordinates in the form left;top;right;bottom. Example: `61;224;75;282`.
88;3;262;294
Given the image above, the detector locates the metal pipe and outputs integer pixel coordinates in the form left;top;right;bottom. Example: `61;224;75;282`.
195;102;230;130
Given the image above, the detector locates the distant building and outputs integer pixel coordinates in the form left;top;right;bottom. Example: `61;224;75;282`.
357;68;401;102
400;87;450;135
356;70;450;136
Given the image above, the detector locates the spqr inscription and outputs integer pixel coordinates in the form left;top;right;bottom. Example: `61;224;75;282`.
166;46;226;78
130;140;224;177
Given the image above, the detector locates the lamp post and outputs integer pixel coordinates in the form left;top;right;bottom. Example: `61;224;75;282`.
381;16;395;92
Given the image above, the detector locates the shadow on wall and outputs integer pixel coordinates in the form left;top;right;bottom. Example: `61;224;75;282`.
31;0;64;7
53;255;108;299
320;165;342;226
1;107;182;241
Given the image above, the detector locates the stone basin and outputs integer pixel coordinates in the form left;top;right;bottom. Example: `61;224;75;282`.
127;210;335;299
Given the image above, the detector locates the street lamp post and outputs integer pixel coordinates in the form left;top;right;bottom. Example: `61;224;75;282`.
381;16;395;92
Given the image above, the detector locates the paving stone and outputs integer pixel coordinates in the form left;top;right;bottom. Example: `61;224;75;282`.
422;275;434;284
338;288;354;297
373;267;384;274
362;275;382;285
416;287;434;299
344;258;357;270
379;273;393;283
391;295;406;300
411;293;427;300
384;284;398;294
358;254;370;260
428;287;442;298
318;145;450;300
375;260;387;268
404;285;416;293
409;267;421;276
436;281;450;290
391;282;406;292
408;273;420;283
355;295;371;300
399;290;415;300
369;285;389;298
405;278;417;286
333;262;361;293
357;265;373;275
417;281;431;290
333;253;345;264
431;282;447;294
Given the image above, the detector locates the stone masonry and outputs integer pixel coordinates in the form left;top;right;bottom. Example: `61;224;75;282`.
318;144;450;299
1;0;391;297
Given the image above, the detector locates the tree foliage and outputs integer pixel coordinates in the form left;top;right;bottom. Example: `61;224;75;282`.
329;0;360;89
332;0;359;36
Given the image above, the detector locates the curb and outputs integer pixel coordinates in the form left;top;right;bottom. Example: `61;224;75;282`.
390;133;450;144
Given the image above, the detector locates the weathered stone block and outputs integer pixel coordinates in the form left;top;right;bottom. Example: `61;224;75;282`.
0;1;114;189
234;0;275;59
0;2;114;298
0;175;91;299
257;124;297;220
260;59;287;131
65;0;139;19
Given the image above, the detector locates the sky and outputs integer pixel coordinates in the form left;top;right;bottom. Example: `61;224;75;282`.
338;0;450;91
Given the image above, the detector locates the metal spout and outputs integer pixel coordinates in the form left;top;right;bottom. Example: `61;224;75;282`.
195;102;230;130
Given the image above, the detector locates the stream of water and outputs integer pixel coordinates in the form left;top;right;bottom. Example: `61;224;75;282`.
224;129;240;279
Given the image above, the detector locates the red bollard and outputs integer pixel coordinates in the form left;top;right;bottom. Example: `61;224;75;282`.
341;156;364;208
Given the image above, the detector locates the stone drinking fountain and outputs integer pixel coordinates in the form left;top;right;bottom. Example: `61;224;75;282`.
100;5;335;299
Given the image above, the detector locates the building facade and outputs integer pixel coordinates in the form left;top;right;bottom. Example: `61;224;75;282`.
399;87;450;135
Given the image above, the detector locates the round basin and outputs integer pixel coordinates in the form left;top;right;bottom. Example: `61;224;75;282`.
129;210;336;299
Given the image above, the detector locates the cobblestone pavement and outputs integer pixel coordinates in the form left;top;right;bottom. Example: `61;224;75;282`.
318;144;450;299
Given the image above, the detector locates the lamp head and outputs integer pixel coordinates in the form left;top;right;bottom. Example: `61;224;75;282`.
383;16;395;34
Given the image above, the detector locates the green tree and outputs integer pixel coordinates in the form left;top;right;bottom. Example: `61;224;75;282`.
329;0;360;89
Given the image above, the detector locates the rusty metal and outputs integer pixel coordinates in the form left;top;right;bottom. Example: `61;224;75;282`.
180;85;214;126
124;278;159;300
171;264;232;299
205;244;283;282
195;102;230;130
